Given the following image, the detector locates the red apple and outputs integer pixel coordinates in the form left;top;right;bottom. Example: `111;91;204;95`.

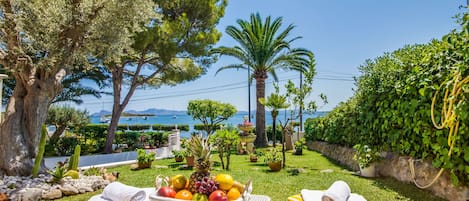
157;186;176;198
209;190;228;201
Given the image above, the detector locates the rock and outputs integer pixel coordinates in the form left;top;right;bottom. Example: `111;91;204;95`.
0;193;8;201
42;189;62;200
59;184;79;196
130;164;140;171
1;174;108;199
77;185;94;194
320;169;334;173
17;188;42;201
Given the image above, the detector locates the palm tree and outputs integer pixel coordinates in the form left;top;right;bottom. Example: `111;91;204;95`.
212;13;312;147
259;84;290;148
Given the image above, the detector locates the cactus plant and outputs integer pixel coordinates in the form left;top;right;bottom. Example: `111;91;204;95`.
67;145;81;171
32;125;47;177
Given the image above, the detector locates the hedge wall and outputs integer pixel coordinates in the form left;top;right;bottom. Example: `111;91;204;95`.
305;13;469;185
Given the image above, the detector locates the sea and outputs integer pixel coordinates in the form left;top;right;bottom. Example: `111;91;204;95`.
90;111;326;138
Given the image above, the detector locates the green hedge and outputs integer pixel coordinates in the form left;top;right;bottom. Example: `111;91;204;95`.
61;124;185;154
305;13;469;185
193;124;223;131
116;124;189;131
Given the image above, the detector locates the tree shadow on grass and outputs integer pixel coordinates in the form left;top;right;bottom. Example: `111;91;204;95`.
249;163;267;167
372;177;448;201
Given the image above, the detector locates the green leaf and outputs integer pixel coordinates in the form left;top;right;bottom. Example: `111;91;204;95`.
450;171;459;186
418;88;425;96
464;147;469;162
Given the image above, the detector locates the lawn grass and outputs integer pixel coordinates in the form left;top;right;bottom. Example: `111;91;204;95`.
52;149;447;201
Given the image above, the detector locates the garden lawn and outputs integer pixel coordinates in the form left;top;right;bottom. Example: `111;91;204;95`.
51;149;447;201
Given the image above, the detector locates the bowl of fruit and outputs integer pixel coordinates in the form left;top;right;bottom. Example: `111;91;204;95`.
149;135;251;201
150;174;250;201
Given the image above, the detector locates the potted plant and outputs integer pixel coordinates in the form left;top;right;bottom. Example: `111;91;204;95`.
353;144;380;177
180;138;194;167
249;153;258;162
264;148;282;172
136;148;155;169
172;150;185;162
293;138;307;155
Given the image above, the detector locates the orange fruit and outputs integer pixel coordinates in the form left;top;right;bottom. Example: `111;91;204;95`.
214;174;234;191
175;189;193;200
170;175;188;191
227;187;241;200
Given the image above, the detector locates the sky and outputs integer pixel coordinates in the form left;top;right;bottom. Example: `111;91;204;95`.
75;0;467;114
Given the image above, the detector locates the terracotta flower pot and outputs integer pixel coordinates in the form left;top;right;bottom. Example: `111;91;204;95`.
267;161;282;172
175;156;184;162
138;161;152;169
186;156;195;167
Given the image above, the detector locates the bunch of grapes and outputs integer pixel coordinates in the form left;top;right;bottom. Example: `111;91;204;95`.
195;177;219;195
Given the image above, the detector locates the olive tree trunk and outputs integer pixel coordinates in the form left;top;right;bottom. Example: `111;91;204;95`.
0;71;59;176
50;125;67;142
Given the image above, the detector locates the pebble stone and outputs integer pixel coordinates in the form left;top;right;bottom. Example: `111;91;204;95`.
0;174;109;201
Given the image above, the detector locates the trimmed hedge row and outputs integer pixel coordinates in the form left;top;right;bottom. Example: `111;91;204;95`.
48;124;188;155
305;13;469;185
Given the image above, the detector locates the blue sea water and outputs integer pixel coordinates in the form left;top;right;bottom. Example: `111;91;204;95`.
90;111;326;138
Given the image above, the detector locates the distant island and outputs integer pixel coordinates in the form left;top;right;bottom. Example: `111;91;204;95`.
101;112;156;118
92;108;325;117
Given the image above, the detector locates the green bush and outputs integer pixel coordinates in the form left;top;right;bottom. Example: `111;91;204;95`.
305;13;469;185
193;123;224;131
266;125;282;143
54;137;80;156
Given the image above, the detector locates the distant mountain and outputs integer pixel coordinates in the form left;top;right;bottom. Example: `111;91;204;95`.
91;108;327;117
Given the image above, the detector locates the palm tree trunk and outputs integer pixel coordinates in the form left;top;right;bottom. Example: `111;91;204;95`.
254;77;267;147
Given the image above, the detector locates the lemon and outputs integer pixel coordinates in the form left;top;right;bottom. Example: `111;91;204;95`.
169;174;188;191
214;174;234;191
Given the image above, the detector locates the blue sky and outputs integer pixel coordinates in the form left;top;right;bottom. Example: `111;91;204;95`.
76;0;466;113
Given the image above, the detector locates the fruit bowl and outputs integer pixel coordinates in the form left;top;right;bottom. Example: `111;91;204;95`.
152;175;252;201
149;193;244;201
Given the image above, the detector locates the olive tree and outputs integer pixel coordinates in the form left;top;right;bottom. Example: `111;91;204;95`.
187;99;237;135
46;105;90;142
102;0;227;153
0;0;155;176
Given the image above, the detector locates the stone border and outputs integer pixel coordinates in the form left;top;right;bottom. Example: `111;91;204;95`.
308;141;469;201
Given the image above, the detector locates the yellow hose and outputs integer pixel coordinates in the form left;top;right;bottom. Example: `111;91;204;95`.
411;70;468;189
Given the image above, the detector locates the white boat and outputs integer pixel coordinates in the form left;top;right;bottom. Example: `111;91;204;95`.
99;115;110;123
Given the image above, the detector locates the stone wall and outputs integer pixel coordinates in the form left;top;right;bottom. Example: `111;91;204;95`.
307;141;359;171
308;141;469;201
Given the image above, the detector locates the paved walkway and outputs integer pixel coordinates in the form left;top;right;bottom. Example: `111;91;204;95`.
44;147;173;169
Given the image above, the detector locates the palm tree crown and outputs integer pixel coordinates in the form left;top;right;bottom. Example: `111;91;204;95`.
212;13;313;147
